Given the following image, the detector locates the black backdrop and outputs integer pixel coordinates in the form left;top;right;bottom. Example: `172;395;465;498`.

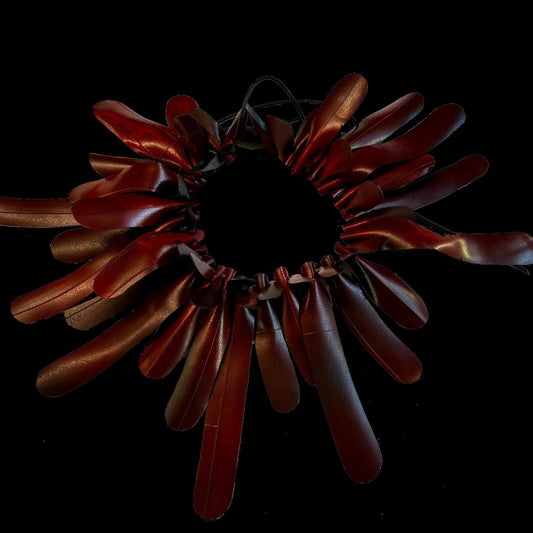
2;7;531;531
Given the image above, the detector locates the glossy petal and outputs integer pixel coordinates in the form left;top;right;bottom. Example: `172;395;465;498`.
93;230;204;298
371;153;435;193
378;154;489;210
321;104;466;194
50;228;127;263
89;153;149;176
93;100;192;170
173;114;210;167
341;217;533;265
264;115;294;162
299;262;382;483
354;256;429;329
139;301;202;379
333;180;384;218
291;73;368;173
273;267;315;385
11;232;132;324
312;138;353;185
188;108;225;153
165;95;199;128
69;161;179;202
36;270;198;397
71;193;193;230
64;284;143;330
165;268;235;431
343;92;424;149
330;270;423;383
255;274;300;413
0;198;78;228
193;304;254;520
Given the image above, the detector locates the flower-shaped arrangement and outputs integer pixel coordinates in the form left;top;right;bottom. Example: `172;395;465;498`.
1;73;532;520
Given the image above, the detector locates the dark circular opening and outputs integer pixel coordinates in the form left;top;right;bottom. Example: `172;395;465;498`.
195;150;343;278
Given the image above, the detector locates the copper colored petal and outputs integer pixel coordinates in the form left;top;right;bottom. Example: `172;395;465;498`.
11;232;133;324
69;161;179;202
71;193;193;230
193;304;255;520
64;284;144;330
343;92;425;149
93;230;203;298
330;271;423;383
36;269;198;397
378;154;489;211
354;256;429;329
273;266;314;385
255;274;300;413
165;269;235;431
139;301;202;379
50;228;127;263
291;73;368;173
0;198;78;228
299;262;382;483
93;100;192;171
165;95;199;128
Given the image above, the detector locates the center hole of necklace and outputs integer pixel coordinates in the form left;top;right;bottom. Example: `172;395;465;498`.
195;150;342;278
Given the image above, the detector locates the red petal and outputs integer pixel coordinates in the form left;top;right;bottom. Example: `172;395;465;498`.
371;153;435;192
343;103;466;186
291;74;368;173
273;267;315;385
379;154;489;210
173;114;210;166
333;181;384;218
264;115;294;162
342;217;533;265
139;301;202;379
93;100;192;170
165;268;235;431
36;270;198;396
188;108;225;153
165;95;199;128
0;198;78;228
312;138;353;186
255;291;300;413
71;193;192;230
354;256;429;329
330;271;423;383
299;262;382;483
11;232;132;324
93;230;203;298
193;304;254;520
343;92;424;149
69;161;179;202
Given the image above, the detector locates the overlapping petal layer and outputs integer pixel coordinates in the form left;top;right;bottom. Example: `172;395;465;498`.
1;73;531;520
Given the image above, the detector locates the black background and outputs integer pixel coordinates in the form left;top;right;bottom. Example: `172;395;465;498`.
2;6;531;531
